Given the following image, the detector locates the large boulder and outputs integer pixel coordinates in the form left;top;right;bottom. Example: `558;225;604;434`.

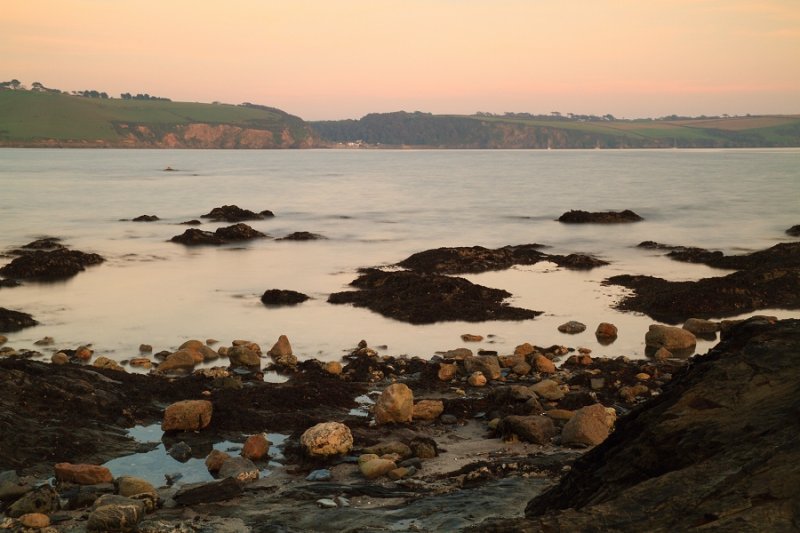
645;324;697;355
161;400;213;431
499;415;557;444
0;307;38;333
300;422;353;458
155;350;196;374
267;335;297;367
0;248;104;281
464;355;502;380
54;463;113;485
227;345;261;369
241;433;270;461
374;383;414;424
260;289;310;306
561;403;614;447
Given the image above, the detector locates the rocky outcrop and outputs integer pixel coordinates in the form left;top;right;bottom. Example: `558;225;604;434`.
277;231;326;241
169;223;267;245
327;268;541;324
786;225;800;237
200;205;274;223
0;248;104;281
558;209;643;223
260;289;310;306
0;307;38;332
396;244;608;274
480;318;800;532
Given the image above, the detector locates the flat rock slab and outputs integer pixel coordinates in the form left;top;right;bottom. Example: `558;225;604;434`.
328;268;541;324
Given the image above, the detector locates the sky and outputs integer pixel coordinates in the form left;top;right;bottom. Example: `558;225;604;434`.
2;0;799;120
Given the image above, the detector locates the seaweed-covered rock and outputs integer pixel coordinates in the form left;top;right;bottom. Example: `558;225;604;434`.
0;307;38;332
328;268;541;324
200;205;272;222
261;289;310;306
278;231;326;241
397;244;607;274
0;249;104;281
558;209;643;223
170;223;266;245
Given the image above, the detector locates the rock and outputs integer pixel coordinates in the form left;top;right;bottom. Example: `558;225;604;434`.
595;322;618;340
267;335;297;366
620;384;650;403
388;467;415;480
557;209;643;223
440;414;458;425
544;409;575;422
360;458;397;479
468;371;487;387
205;449;231;473
518;318;800;532
316;498;338;508
161;400;213;431
0;335;6;345
558;321;586;334
169;223;266;246
54;463;113;485
180;219;201;225
531;379;565;400
682;317;719;335
374;383;414;424
645;324;697;356
464;355;502;380
500;415;558;444
300;422;354;457
561;403;613;447
19;512;50;528
437;362;458;381
277;231;325;241
129;357;152;369
93;356;124;372
179;340;219;363
173;478;242;506
0;248;104;281
138;344;152;353
116;476;156;498
218;456;259;483
132;215;159;222
514;343;536;357
306;469;332;482
533;354;556;374
241;433;270;461
413;399;444;421
6;485;58;517
410;437;438;458
0;307;38;332
323;361;343;375
512;361;532;376
33;336;54;346
461;333;484;342
653;347;672;361
362;441;413;459
498;354;523;368
155;350;196;374
444;347;473;360
168;441;193;462
200;205;266;222
0;471;34;501
786;224;800;237
51;352;69;365
74;345;93;361
227;345;261;369
260;289;310;305
87;495;146;532
327;268;541;324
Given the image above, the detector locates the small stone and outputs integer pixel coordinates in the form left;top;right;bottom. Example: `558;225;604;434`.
168;441;193;462
468;371;487;387
561;403;613;447
206;338;219;346
620;384;650;402
301;422;354;457
500;415;557;444
464;355;501;380
437;362;457;381
116;476;156;498
6;486;58;517
316;498;337;509
578;347;592;355
682;318;719;335
388;467;415;480
219;456;259;483
413;400;444;421
636;372;651;381
512;361;532;376
461;334;483;342
161;400;213;431
374;383;414;424
362;441;413;459
590;377;605;390
227;345;260;369
0;335;6;345
360;458;397;479
155;350;196;374
531;379;565;400
514;343;536;357
544;409;575;422
533;354;556;374
241;433;270;461
139;344;153;353
558;321;586;334
54;463;113;485
205;449;231;473
654;347;673;361
87;495;145;532
498;354;524;368
75;345;93;360
595;322;618;340
443;348;473;360
440;414;458;425
323;361;343;375
410;437;438;459
267;335;297;366
129;357;152;369
19;513;50;528
93;356;124;372
33;336;54;346
645;325;696;354
51;352;69;365
306;469;333;482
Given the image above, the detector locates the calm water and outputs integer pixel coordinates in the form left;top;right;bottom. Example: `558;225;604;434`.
1;148;798;364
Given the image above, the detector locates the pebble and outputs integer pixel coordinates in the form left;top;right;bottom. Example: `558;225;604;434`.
468;371;487;387
168;442;193;462
139;344;153;353
19;513;50;528
316;498;337;509
306;469;332;482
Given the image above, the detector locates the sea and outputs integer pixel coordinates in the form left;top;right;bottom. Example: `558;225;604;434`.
1;148;798;366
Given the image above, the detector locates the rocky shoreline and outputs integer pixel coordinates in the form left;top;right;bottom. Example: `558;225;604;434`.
3;315;797;532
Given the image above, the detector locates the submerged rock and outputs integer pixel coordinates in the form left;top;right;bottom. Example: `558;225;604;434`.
169;223;267;245
558;209;643;223
132;215;159;222
0;307;38;332
260;289;310;306
328;268;541;324
0;248;104;281
786;224;800;237
278;231;326;241
200;205;272;222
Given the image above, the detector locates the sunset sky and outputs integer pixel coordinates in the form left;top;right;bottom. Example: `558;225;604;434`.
3;0;799;120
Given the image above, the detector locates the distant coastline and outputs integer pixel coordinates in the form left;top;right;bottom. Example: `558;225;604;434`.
2;89;799;149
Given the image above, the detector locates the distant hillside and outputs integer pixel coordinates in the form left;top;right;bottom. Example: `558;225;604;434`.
312;111;800;149
0;90;317;148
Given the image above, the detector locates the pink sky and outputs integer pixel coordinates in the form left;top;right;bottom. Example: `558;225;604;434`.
3;0;799;120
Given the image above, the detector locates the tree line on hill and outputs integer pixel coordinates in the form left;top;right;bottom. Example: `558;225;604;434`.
1;79;169;101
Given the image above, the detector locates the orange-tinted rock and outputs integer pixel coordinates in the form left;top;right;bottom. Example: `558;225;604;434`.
54;463;113;485
534;354;556;374
413;400;444;421
161;400;213;431
242;433;270;460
